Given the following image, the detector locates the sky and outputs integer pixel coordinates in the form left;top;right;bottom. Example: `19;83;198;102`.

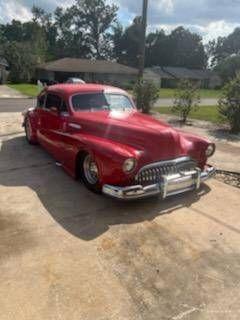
0;0;239;43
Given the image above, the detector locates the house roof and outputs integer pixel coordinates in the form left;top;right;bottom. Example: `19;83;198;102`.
162;67;201;79
0;57;9;67
190;69;220;80
145;66;219;80
38;58;138;75
149;67;174;79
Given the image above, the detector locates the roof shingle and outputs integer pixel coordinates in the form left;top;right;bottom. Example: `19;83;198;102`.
38;58;138;75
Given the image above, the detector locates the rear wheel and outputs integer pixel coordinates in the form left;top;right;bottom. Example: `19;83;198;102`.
25;118;37;144
79;153;102;193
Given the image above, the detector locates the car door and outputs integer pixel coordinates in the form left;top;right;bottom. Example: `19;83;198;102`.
40;93;69;161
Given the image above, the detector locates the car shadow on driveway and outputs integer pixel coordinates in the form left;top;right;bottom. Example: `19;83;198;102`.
0;136;211;241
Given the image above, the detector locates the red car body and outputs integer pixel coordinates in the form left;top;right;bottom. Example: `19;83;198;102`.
23;84;215;200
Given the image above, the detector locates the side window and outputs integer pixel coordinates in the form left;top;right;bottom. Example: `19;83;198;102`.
45;94;62;110
37;94;46;108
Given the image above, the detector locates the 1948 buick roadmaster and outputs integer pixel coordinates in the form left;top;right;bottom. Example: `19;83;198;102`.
23;84;216;200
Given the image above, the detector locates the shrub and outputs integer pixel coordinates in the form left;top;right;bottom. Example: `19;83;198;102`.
172;80;200;123
133;80;159;114
218;74;240;133
122;80;135;91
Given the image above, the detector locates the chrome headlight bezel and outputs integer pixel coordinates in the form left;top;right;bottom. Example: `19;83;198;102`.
205;143;215;157
123;158;137;173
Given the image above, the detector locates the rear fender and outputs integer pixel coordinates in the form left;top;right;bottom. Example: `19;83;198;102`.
22;108;38;141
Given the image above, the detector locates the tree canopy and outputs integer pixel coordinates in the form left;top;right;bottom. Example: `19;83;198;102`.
146;27;206;69
207;27;240;67
0;0;239;83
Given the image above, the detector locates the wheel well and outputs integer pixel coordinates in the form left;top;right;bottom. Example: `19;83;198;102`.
75;150;88;179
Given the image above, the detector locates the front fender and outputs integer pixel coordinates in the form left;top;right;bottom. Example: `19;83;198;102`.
72;133;140;186
179;131;212;168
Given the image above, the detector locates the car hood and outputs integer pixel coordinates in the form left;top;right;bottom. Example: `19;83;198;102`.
73;110;187;161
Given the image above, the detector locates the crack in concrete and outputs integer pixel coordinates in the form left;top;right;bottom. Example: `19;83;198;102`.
172;307;200;319
0;162;53;174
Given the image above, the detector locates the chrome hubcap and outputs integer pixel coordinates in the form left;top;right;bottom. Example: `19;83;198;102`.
83;155;99;184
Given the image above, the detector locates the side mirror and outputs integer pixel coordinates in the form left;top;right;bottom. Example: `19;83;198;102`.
50;106;59;114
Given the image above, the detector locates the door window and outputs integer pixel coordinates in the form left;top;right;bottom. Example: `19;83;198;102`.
45;94;62;110
37;93;46;108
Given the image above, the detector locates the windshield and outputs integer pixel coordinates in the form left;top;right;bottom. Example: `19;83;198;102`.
71;92;134;112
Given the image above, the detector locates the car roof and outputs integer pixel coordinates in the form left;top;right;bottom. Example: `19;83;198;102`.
45;83;127;96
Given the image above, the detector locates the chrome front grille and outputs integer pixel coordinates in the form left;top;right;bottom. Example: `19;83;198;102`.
135;157;197;185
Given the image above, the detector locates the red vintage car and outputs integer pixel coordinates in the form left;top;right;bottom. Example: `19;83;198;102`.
23;83;216;200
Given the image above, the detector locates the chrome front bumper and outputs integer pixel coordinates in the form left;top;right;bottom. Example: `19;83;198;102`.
102;166;216;200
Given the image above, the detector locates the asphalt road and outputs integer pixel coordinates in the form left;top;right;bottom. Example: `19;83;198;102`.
0;98;35;113
155;98;218;107
0;110;240;319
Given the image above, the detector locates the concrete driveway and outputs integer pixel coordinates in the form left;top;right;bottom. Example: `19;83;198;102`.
0;85;27;98
0;110;240;320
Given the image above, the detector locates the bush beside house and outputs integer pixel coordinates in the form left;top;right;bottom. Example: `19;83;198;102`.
218;74;240;133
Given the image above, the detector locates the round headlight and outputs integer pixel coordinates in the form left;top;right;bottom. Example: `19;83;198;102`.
205;144;215;157
123;158;136;173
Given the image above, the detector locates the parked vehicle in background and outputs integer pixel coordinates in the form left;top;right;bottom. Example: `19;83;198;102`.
66;78;85;84
22;84;216;200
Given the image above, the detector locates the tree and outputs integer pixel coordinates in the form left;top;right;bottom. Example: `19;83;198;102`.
3;41;38;83
115;17;142;67
54;6;90;58
218;74;240;133
215;55;240;83
112;22;124;60
0;17;49;82
145;29;170;66
78;0;118;59
32;6;57;60
133;80;159;114
172;80;200;123
169;27;206;69
55;0;118;59
0;15;52;64
208;28;240;67
145;27;206;69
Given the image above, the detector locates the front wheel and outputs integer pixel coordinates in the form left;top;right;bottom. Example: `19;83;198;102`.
79;153;102;194
25;117;37;144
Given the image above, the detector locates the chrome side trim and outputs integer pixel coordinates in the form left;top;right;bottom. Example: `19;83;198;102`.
103;166;216;200
68;123;82;129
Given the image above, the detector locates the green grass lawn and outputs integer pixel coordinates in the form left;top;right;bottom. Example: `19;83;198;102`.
155;105;225;124
159;88;222;99
128;88;222;99
8;84;40;97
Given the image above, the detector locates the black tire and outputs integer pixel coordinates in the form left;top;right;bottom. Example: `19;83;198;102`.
78;153;102;194
25;118;37;145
